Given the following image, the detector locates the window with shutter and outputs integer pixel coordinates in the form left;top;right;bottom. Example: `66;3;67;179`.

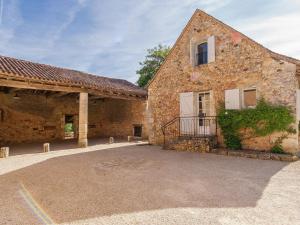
190;36;215;66
197;43;208;65
243;89;256;108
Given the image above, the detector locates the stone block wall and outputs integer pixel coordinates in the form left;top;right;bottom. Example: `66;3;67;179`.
147;11;299;153
165;138;214;153
88;98;148;139
0;92;147;145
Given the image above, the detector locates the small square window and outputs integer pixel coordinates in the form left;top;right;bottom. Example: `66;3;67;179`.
197;43;208;65
133;125;142;137
243;89;256;108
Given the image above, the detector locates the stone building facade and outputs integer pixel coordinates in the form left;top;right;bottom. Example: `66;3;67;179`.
147;10;300;153
0;92;147;144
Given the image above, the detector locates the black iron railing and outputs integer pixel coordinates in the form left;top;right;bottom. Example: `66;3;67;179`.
161;116;218;146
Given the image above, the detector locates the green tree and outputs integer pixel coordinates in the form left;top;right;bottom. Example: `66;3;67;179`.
136;44;170;87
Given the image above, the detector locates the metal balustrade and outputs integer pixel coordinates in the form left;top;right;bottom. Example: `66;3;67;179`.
161;116;218;146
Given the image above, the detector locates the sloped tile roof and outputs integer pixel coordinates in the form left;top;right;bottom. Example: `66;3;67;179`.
0;55;147;97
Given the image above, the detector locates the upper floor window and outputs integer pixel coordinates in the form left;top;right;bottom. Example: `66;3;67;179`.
197;43;208;65
190;36;215;66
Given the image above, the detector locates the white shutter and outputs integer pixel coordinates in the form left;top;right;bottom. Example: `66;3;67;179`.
180;92;196;135
225;89;241;110
208;36;215;63
190;40;196;66
297;90;300;120
180;92;195;117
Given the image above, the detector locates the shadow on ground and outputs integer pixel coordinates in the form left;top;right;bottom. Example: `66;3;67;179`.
0;145;290;224
8;137;130;156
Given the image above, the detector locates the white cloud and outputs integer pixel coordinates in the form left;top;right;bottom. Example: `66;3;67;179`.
0;0;3;25
0;0;23;51
36;1;88;60
235;13;300;59
63;0;233;82
200;0;233;12
1;0;299;84
0;0;234;83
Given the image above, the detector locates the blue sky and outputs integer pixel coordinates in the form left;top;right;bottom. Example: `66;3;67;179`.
0;0;299;83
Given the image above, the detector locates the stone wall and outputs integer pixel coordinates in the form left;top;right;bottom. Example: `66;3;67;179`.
88;98;148;139
147;11;299;153
165;137;215;153
0;92;147;144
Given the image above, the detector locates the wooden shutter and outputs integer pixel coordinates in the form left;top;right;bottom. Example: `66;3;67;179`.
190;40;196;66
243;89;257;108
180;92;196;135
180;92;195;117
208;36;215;63
225;89;241;109
297;90;300;120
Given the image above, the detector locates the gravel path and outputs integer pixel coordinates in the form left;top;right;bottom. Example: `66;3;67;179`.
0;143;299;225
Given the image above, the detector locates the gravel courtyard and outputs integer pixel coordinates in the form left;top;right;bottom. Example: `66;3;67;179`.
0;142;299;225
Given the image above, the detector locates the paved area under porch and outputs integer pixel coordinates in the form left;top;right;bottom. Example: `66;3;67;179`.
5;138;135;156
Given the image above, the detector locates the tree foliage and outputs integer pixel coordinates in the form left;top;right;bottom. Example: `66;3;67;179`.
136;44;170;87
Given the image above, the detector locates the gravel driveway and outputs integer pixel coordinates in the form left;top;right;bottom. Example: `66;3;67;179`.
0;143;299;225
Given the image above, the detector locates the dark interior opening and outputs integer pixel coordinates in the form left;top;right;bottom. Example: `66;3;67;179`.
133;125;142;137
64;115;75;139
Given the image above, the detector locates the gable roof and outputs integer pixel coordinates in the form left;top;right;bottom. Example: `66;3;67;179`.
0;55;147;98
147;9;300;87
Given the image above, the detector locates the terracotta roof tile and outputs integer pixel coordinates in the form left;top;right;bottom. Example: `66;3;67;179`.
0;55;147;97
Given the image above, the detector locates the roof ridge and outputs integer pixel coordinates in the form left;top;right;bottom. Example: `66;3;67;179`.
196;9;300;64
147;9;300;87
147;9;200;87
0;54;146;97
0;54;131;82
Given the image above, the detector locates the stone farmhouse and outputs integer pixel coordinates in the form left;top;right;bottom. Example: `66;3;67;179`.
0;55;147;148
1;9;300;156
147;10;300;154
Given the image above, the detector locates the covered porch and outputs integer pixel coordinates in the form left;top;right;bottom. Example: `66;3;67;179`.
0;55;147;156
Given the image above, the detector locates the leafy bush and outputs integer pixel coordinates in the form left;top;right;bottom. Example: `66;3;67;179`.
224;134;242;150
217;99;295;151
64;123;74;132
270;145;285;154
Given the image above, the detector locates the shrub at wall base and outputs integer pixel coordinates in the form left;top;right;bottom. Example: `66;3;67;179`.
217;99;295;152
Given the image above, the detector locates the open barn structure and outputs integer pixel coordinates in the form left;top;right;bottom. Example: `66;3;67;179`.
0;55;148;148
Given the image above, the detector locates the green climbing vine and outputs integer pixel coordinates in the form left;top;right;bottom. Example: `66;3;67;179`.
217;99;296;151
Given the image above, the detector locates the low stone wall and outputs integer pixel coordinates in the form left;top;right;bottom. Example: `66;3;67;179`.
164;138;214;153
164;138;298;162
211;149;299;162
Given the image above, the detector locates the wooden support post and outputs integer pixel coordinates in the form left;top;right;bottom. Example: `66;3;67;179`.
0;147;9;158
78;92;88;148
43;143;50;152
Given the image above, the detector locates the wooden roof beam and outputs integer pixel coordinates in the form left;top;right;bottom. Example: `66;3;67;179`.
0;77;146;101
